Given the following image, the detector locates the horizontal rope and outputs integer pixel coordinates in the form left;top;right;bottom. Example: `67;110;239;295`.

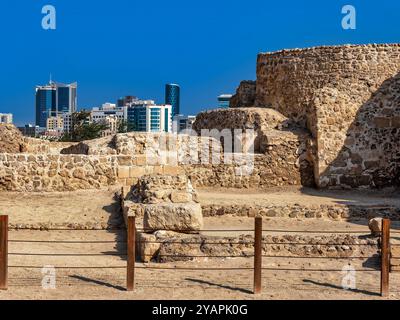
261;242;378;246
262;255;380;260
134;266;253;270
262;229;372;234
261;267;380;272
142;254;253;258
9;266;126;269
141;253;379;260
132;266;379;272
136;228;254;233
9;253;127;257
136;240;378;246
136;228;372;234
8;227;124;231
135;240;254;245
8;240;126;244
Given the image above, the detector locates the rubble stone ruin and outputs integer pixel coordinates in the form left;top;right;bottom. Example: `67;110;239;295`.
198;44;400;189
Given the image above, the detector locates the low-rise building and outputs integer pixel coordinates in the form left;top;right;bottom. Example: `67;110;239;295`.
90;103;127;124
0;113;13;124
101;115;119;137
217;94;233;109
46;116;64;132
62;113;73;133
18;124;45;137
172;114;196;133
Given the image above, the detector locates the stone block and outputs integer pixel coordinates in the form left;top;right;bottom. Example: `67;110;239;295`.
368;217;382;236
137;232;160;263
364;160;379;170
143;203;203;233
129;166;146;178
374;117;391;128
391;258;400;267
118;156;133;166
392;117;400;128
391;246;400;258
170;191;192;203
153;166;163;174
118;166;130;179
163;166;180;175
135;155;148;166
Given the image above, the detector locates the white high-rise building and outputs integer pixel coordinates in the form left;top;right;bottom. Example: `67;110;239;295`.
127;100;172;133
0;113;13;124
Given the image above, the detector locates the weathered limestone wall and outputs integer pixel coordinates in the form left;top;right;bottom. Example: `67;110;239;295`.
0;124;27;153
229;80;256;108
0;131;313;191
0;154;117;192
192;107;294;152
183;146;313;189
0;124;76;155
24;138;77;155
323;74;400;188
192;108;314;187
256;44;400;188
134;231;378;263
202;203;400;220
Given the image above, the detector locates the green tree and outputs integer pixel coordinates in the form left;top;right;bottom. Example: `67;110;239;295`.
117;119;136;133
60;110;108;142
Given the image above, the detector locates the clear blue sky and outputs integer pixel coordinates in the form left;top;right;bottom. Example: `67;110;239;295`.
1;0;399;126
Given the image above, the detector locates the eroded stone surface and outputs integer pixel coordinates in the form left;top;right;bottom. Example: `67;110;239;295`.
143;202;203;233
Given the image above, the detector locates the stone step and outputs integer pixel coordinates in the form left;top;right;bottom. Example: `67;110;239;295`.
391;258;400;266
391;265;400;273
391;246;400;258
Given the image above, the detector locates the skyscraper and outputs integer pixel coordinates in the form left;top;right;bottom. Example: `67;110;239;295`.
165;84;180;116
35;81;77;127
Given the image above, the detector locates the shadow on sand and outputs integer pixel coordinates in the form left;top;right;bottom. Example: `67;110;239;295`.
185;277;253;294
302;279;381;297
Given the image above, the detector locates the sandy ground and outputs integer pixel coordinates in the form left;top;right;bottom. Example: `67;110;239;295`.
1;229;399;300
0;188;123;228
197;186;400;207
1;186;400;300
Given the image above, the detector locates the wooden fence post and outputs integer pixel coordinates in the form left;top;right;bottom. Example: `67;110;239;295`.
127;215;135;291
381;218;391;297
254;216;262;294
0;215;8;290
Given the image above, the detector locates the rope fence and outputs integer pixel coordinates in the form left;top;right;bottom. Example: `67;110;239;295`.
0;215;394;296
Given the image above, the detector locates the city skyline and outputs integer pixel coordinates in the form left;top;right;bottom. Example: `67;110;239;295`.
1;0;400;126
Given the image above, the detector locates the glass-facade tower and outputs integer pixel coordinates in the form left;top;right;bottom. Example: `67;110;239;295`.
165;84;180;116
35;87;56;128
35;81;77;127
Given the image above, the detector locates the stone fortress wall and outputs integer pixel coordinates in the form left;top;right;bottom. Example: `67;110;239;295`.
0;130;311;191
223;44;400;189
